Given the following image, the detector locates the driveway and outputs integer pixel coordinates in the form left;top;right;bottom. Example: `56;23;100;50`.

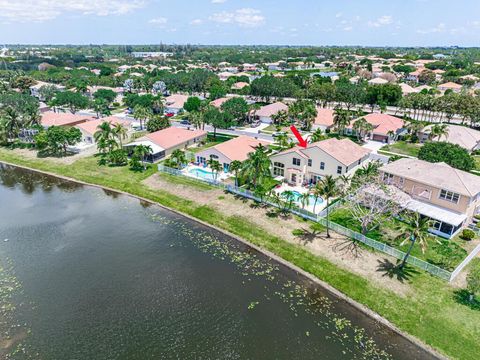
362;140;386;154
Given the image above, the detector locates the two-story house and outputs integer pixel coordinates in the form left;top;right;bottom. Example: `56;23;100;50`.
379;158;480;238
269;138;371;186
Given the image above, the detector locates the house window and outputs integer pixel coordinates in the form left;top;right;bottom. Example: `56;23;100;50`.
308;159;312;167
210;154;219;160
383;173;394;184
439;189;460;204
337;166;343;174
273;162;285;177
292;158;301;166
399;177;405;187
320;162;325;170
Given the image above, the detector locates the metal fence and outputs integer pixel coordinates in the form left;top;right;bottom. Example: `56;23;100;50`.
157;164;477;281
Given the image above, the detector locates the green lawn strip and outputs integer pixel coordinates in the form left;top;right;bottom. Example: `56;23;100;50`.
380;142;422;157
1;147;479;360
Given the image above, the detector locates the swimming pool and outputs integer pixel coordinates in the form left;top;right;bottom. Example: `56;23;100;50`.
282;191;324;207
188;168;216;180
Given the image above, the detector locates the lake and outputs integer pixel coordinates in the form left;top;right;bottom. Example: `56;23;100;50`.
0;164;437;359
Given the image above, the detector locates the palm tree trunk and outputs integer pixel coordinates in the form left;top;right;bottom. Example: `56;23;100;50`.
326;198;330;238
399;237;416;269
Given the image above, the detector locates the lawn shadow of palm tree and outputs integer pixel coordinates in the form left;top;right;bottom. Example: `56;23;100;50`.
376;259;419;282
331;238;363;258
453;289;480;311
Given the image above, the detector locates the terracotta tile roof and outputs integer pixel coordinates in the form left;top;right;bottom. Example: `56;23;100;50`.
255;102;288;118
352;113;405;136
41;112;93;127
438;82;462;89
143;127;207;150
380;158;480;197
207;135;270;162
423;124;480;151
210;97;230;108
308;138;371;166
164;94;189;109
75;117;129;136
314;107;334;127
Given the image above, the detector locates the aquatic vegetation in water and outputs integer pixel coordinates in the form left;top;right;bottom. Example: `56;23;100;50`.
146;210;393;359
0;259;37;359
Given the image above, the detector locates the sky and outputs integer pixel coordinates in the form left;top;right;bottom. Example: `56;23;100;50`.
1;0;480;46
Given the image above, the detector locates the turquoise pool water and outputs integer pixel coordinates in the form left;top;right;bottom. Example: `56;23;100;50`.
282;190;324;207
188;167;216;180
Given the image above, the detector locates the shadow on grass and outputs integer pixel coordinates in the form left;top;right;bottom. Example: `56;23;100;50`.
453;290;480;311
376;259;419;282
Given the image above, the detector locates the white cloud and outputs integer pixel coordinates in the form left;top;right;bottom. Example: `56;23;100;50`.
190;19;203;25
148;17;168;26
0;0;145;22
343;26;353;31
417;23;445;34
368;15;393;28
211;0;227;3
209;8;265;27
335;12;343;18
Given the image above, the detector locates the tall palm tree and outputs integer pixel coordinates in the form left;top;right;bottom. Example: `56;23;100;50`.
112;123;127;148
133;105;152;130
299;192;311;209
134;144;153;171
170;149;187;169
208;159;222;181
240;144;272;188
310;128;325;143
94;122;117;154
229;160;242;187
333;107;351;135
317;175;339;238
428;123;449;141
274;132;290;150
395;212;433;269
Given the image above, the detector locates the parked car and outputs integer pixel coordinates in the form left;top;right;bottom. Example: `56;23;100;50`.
180;119;190;125
165;112;175;117
250;121;261;128
272;131;287;138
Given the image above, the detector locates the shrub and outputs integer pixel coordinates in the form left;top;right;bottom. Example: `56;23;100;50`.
418;141;475;171
474;214;480;221
461;229;476;241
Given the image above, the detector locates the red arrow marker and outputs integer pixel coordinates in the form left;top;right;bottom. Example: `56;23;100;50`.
290;125;308;148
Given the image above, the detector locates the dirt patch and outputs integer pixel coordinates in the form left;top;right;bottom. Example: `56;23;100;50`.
11;147;96;165
143;173;412;296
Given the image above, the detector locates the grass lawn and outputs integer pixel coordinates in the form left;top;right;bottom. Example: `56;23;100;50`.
1;146;480;360
259;124;278;133
379;141;422;157
473;156;480;170
329;207;469;271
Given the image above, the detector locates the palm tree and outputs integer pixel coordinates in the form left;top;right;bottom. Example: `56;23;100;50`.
112;123;127;148
134;144;153;171
311;184;323;214
133;105;152;130
208;159;222;181
333;107;351;134
428;124;449;141
229;160;242;187
271;110;288;125
274;132;290;150
299;192;311;209
395;212;433;270
240;144;272;188
94;121;118;154
170;149;187;169
309;128;325;143
317;175;339;238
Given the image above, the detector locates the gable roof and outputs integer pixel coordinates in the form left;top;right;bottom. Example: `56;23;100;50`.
75;117;129;136
143;127;207;150
273;138;370;166
353;113;405;136
210;97;231;108
256;102;288;118
423;124;480;151
314;107;334;127
164;94;189;109
207;135;270;162
438;82;462;90
41;112;93;127
380;158;480;197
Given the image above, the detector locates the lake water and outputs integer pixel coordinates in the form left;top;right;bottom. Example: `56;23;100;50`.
0;164;437;359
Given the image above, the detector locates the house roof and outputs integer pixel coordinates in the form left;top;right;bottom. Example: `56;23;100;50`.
164;94;189;109
231;82;249;90
40;112;93;127
423;124;480;151
256;102;288;118
210;97;230;108
380;158;480;197
204;135;270;162
143;127;207;150
353;113;405;136
314;107;334;127
368;77;389;85
399;83;417;95
438;82;462;90
75;117;129;136
273;138;371;166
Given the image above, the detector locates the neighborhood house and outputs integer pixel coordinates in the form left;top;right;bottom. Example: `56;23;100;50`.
379;158;480;238
269;138;371;186
252;102;288;124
